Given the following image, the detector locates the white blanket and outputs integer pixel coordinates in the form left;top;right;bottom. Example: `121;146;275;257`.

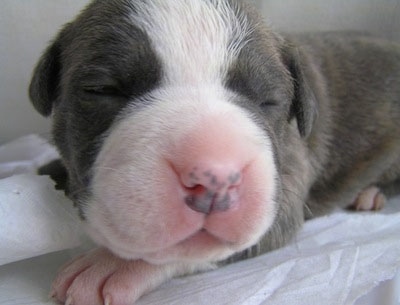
0;135;399;305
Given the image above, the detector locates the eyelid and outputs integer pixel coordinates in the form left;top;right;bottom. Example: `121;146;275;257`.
79;70;120;90
81;80;128;97
260;99;279;107
83;85;119;94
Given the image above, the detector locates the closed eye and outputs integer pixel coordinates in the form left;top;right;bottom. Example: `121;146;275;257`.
260;99;279;108
82;85;124;97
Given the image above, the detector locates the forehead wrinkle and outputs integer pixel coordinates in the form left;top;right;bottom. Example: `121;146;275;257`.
130;0;252;85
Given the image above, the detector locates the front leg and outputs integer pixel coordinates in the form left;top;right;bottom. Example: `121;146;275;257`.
51;248;210;305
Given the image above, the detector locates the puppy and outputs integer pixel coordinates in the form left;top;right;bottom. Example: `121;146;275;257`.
29;0;400;304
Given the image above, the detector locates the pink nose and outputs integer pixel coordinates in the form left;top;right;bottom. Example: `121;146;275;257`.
179;162;242;214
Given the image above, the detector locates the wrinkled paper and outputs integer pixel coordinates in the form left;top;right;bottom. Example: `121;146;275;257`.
0;135;399;305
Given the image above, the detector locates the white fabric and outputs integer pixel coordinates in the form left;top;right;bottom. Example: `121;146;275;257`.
0;174;83;266
0;135;399;305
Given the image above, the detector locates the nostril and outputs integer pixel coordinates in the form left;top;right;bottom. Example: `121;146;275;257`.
185;184;207;196
184;186;239;214
183;181;241;214
185;193;211;214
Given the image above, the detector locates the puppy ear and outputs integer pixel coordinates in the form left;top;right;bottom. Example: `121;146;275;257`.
29;40;62;117
283;44;318;138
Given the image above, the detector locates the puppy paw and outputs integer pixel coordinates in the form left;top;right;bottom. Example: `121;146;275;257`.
351;186;386;211
50;248;187;305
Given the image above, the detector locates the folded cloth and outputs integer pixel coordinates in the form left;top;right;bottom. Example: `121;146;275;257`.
0;135;83;266
0;134;58;179
0;174;83;266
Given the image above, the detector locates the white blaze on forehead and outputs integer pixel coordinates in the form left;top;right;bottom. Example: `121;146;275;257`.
131;0;251;84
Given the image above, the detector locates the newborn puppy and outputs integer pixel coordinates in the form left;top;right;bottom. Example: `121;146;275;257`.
29;0;400;304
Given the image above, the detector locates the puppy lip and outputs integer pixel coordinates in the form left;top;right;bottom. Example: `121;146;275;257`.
104;226;234;261
170;226;235;250
141;229;237;264
184;228;235;245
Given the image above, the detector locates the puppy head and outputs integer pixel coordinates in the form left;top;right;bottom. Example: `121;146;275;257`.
29;0;316;264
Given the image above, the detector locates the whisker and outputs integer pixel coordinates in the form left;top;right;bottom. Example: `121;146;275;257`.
281;187;303;201
303;203;314;218
280;187;314;218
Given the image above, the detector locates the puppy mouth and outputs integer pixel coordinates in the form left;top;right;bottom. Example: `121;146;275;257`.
141;227;235;264
182;227;235;246
105;224;234;261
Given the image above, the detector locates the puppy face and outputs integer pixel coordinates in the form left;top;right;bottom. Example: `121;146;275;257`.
30;0;313;264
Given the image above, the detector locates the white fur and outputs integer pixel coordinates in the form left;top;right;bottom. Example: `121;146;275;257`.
130;0;252;84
